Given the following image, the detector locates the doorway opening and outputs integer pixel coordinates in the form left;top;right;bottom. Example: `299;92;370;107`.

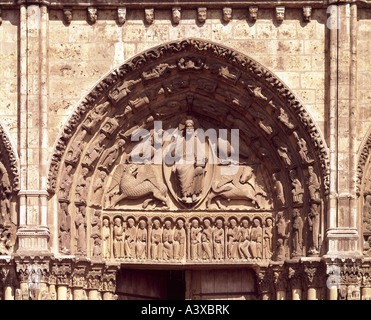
116;269;185;300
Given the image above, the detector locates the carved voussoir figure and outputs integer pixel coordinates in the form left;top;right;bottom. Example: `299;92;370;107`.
263;218;273;260
172;7;181;24
190;219;202;260
291;208;303;258
227;218;239;259
151;219;162;260
102;217;111;259
307;203;320;255
290;169;304;204
91;170;107;206
162;220;173;260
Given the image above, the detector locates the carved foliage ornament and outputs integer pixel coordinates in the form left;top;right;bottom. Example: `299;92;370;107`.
47;38;329;195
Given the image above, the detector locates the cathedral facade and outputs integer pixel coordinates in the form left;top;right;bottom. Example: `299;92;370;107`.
0;0;370;300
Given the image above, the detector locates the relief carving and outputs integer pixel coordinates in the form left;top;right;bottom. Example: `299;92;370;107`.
238;219;251;259
136;219;147;259
65;129;88;166
82;102;110;133
248;6;258;22
207;165;265;210
108;163;170;209
124;218;136;259
263;218;273;260
108;79;142;105
213;219;224;260
113;217;124;259
197;7;207;23
162;220;173;261
144;8;154;25
293;131;314;165
91;170;107;206
102;217;111;259
190;219;202;261
172;7;181;24
290;169;304;204
75;205;87;255
227;218;239;259
272;172;285;208
59;202;71;254
249;218;263;260
151;219;162;260
308;203;320;256
273;136;292;168
174;219;186;260
91;210;102;258
222;7;232;23
307;166;321;202
52;39;329;264
201;219;213;260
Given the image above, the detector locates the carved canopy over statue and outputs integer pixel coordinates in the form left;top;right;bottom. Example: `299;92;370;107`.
48;38;329;263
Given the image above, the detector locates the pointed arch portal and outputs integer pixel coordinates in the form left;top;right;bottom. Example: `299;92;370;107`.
47;38;329;265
